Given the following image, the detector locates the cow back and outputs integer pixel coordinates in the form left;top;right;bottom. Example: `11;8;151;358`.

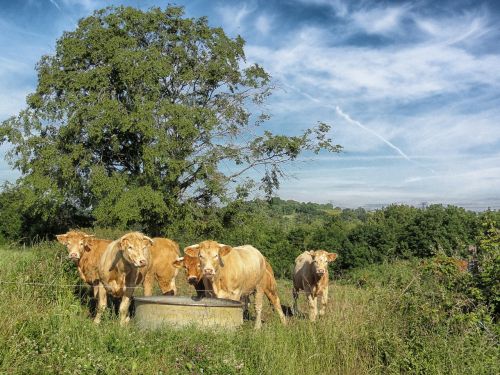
216;245;266;298
79;238;112;284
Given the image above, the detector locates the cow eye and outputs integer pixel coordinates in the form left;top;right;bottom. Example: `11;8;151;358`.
199;254;204;259
214;254;219;259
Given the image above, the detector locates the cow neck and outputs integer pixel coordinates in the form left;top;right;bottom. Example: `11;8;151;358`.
109;248;124;272
210;271;225;294
310;262;326;285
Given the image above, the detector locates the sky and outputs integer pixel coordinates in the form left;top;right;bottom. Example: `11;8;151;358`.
1;0;499;209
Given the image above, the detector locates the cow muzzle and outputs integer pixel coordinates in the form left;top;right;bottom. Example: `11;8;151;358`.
135;259;148;268
188;276;198;285
316;269;326;276
203;269;215;278
69;253;80;260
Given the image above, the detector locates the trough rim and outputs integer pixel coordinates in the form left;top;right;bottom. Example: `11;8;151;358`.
134;295;243;308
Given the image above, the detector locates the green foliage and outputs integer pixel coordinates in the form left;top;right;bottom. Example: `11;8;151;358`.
473;211;500;318
403;205;477;258
0;5;340;239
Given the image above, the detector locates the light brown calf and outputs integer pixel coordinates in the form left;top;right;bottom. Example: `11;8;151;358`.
293;250;338;321
98;232;153;325
185;240;286;329
56;231;112;323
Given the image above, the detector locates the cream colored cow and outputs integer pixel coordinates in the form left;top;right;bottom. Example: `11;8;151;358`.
293;250;338;321
185;240;286;329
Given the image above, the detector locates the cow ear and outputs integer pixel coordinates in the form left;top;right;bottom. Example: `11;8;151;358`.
173;257;184;268
144;236;154;245
184;244;199;257
56;234;67;244
327;253;338;262
219;245;232;257
82;235;95;250
308;250;315;257
120;238;129;249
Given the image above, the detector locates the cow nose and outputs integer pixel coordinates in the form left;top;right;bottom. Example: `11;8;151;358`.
69;253;79;259
317;269;325;274
139;259;147;266
188;276;198;284
204;268;214;276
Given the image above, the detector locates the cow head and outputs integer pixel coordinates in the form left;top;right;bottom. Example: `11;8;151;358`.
184;240;231;280
119;232;154;268
56;231;95;261
309;250;338;278
173;254;203;285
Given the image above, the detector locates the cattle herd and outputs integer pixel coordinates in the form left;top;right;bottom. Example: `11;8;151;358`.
56;231;338;328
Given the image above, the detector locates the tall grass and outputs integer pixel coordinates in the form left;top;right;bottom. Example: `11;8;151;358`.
0;244;497;374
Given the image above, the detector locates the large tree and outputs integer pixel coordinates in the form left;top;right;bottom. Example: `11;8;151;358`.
0;6;340;236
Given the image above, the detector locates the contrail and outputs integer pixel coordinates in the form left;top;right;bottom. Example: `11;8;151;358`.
49;0;61;10
334;106;412;162
282;82;435;173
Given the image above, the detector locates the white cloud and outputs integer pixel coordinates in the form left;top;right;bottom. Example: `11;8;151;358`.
350;4;411;35
255;14;272;35
414;8;493;45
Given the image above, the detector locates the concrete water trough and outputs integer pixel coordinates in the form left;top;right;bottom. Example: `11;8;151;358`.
134;296;243;329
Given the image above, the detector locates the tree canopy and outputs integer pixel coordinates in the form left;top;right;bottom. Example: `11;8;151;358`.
0;6;340;236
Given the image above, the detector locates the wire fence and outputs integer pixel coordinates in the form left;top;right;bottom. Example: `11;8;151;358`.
0;279;327;295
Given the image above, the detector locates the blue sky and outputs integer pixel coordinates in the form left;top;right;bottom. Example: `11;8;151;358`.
1;0;500;209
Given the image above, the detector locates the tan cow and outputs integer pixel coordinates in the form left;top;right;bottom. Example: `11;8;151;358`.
293;250;338;321
98;232;154;325
144;237;180;296
185;240;286;329
56;231;112;323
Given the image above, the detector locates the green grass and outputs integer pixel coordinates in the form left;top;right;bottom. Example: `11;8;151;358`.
0;243;497;374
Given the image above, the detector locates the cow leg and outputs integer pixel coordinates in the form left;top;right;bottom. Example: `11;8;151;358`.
143;273;153;297
94;283;107;324
292;288;299;315
307;293;318;322
242;295;250;320
254;286;264;329
318;286;328;317
119;289;134;326
264;287;286;325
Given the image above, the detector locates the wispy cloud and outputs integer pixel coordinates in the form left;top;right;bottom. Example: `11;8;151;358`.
216;4;254;34
350;4;412;35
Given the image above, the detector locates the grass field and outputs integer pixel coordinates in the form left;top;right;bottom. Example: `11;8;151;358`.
0;243;498;374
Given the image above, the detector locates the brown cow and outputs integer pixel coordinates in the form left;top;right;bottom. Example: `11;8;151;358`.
293;250;338;321
173;254;207;298
98;232;154;325
185;240;286;329
144;237;180;296
56;231;112;323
